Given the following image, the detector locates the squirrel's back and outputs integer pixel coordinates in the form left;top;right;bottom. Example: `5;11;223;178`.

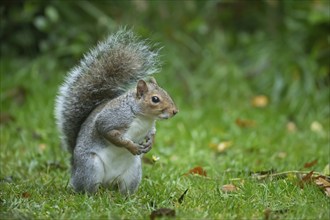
55;29;161;153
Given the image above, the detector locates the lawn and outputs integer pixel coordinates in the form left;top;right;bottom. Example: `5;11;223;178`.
1;52;329;219
1;1;329;219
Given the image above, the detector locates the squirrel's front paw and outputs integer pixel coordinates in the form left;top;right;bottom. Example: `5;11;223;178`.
136;142;152;155
140;141;152;154
126;142;150;155
142;138;153;152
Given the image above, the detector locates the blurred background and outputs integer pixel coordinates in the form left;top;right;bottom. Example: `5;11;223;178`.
0;2;329;218
0;0;329;143
0;0;330;206
1;0;329;114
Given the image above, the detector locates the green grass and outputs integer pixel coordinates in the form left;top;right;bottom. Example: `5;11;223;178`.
1;49;329;220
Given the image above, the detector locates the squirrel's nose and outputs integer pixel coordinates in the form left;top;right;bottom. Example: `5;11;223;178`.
173;109;178;116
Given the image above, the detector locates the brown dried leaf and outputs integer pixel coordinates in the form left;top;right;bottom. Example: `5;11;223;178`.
304;159;318;168
302;170;314;182
21;192;31;198
150;208;175;220
184;166;207;177
314;175;330;197
221;184;238;193
298;171;314;188
251;95;268;108
315;176;330;188
235;118;256;128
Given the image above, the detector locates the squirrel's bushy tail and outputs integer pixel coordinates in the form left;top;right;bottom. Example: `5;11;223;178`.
55;29;161;153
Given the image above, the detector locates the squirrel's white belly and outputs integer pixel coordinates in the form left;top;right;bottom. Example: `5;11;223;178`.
124;116;154;143
98;146;138;184
98;116;154;184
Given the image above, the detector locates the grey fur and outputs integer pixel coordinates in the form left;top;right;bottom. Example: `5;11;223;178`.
55;29;161;153
54;29;177;194
70;90;152;194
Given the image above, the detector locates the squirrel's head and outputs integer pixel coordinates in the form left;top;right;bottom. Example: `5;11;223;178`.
135;78;178;120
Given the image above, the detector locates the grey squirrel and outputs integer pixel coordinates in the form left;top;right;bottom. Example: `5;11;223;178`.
55;29;178;194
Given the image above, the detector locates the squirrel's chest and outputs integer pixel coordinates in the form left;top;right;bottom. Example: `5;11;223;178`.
124;117;154;142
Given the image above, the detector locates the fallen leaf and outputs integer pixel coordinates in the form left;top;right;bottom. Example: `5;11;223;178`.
178;189;189;204
303;159;318;168
325;187;330;197
150;208;175;220
310;121;323;133
301;170;314;182
315;176;330;188
221;184;238;193
209;141;232;153
184;166;207;177
235;118;256;128
286;121;297;133
314;175;330;197
298;170;314;188
323;164;330;176
21;192;31;198
251;95;268;108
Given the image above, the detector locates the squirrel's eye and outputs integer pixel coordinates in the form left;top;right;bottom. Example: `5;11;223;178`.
151;96;160;103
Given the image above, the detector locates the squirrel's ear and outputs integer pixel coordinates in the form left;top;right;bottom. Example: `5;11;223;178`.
136;80;148;99
148;77;158;85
